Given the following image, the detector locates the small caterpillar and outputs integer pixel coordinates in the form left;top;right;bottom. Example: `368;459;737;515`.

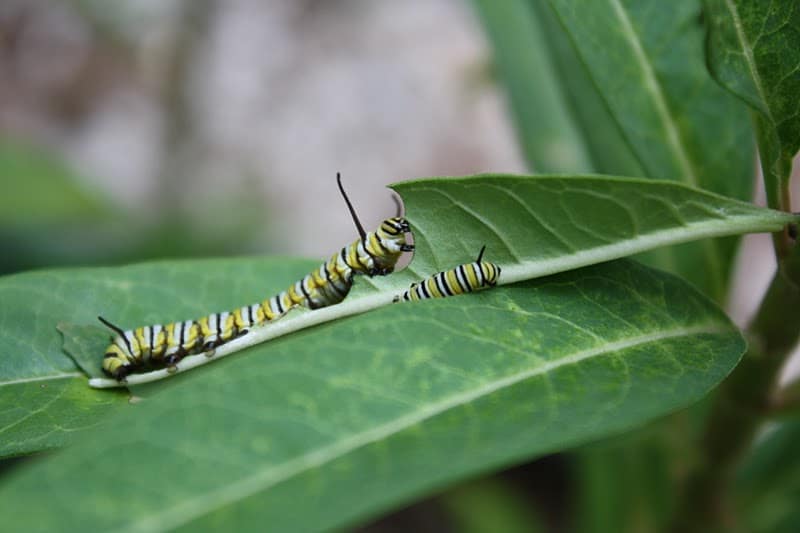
394;246;500;302
99;173;414;381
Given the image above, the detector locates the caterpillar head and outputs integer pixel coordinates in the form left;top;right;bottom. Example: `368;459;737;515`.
102;344;132;380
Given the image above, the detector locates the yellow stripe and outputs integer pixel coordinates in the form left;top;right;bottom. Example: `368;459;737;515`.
445;269;463;295
165;323;178;350
346;244;362;271
184;323;201;351
409;282;422;301
152;329;166;357
280;291;294;310
233;308;247;330
287;284;305;306
465;264;480;288
311;268;327;288
134;327;149;354
366;232;384;258
198;317;213;339
262;299;281;321
426;277;445;298
220;314;236;341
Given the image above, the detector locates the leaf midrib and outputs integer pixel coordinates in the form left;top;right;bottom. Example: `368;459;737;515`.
87;204;791;388
0;372;82;387
608;0;697;185
122;323;729;533
723;0;772;121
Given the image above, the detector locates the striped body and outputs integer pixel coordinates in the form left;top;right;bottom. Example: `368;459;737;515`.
395;247;500;303
101;216;413;380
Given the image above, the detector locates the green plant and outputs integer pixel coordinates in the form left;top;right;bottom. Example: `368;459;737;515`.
0;0;797;531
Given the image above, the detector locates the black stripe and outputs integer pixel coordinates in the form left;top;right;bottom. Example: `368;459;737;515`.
274;295;285;314
436;272;454;296
456;264;471;292
322;261;334;284
382;224;400;235
179;322;186;354
374;233;390;253
298;276;314;307
420;280;432;299
119;332;133;355
324;264;347;298
476;262;487;286
247;305;253;325
352;242;371;271
361;234;381;262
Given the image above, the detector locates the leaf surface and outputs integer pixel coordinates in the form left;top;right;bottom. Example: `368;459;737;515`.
735;418;800;533
704;0;800;208
470;0;593;172
0;175;794;454
0;259;745;531
544;0;754;298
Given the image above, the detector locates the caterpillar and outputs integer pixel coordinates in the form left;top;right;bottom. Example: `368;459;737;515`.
99;173;414;382
393;246;500;302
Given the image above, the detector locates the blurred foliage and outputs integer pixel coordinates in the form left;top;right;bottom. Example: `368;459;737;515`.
0;140;107;227
0;139;267;274
734;418;800;533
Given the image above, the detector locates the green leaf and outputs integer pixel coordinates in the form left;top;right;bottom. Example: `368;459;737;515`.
0;175;793;452
528;0;645;177
544;0;755;298
83;174;795;388
0;268;130;458
571;416;691;533
0;377;126;458
441;477;549;533
545;0;752;193
0;140;107;227
394;175;790;285
470;0;594;172
704;0;800;208
0;259;745;531
0;258;320;457
735;418;800;533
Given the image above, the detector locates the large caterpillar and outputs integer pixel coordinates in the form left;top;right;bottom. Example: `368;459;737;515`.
99;173;414;381
394;246;500;302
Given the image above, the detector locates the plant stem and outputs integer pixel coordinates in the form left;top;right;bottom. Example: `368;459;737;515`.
671;247;800;531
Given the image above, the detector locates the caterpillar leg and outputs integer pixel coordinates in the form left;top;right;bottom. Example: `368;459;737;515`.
111;365;131;383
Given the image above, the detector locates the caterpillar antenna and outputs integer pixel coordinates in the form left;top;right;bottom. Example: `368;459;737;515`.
391;194;403;218
337;172;366;240
476;245;487;263
98;316;126;337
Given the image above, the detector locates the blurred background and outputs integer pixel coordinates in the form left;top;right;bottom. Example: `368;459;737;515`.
0;0;526;274
1;0;797;531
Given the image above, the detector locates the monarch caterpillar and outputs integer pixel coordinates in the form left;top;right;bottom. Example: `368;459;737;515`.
393;246;500;302
98;173;414;382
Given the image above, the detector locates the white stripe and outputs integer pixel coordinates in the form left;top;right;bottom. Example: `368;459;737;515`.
455;264;470;292
124;331;140;358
